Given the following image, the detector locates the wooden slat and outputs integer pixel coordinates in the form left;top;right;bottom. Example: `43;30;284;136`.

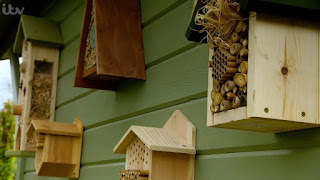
43;0;85;22
143;0;196;66
55;45;208;126
141;0;186;25
58;38;80;76
60;4;85;44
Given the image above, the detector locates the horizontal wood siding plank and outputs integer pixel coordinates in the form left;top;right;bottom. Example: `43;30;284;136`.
55;45;208;124
78;163;124;180
59;4;85;44
141;0;187;25
58;38;79;77
195;148;320;180
24;172;67;180
42;0;85;22
143;0;196;67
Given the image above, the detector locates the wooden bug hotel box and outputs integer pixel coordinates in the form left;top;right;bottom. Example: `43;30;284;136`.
27;119;83;178
11;15;63;153
74;0;146;90
207;12;320;133
114;110;196;180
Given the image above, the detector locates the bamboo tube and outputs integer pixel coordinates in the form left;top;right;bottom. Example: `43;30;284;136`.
234;73;248;87
240;95;247;106
237;89;244;97
225;61;237;68
221;84;226;96
236;54;246;64
231;32;240;42
239;61;248;74
13;104;23;115
230;43;242;55
221;48;236;62
226;67;238;74
242;22;248;32
210;104;215;113
233;86;238;94
235;21;244;32
214;93;226;105
214;105;220;113
214;84;220;93
220;100;232;111
232;96;241;108
240;48;248;57
226;92;236;101
242;39;248;47
225;80;235;92
36;143;45;148
243;86;247;94
137;170;149;176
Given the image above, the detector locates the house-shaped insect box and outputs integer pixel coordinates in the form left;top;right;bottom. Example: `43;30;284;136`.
114;110;196;180
10;15;63;153
207;12;320;133
27;119;83;178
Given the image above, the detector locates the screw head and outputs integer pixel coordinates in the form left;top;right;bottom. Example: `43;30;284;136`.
301;112;306;117
264;108;269;113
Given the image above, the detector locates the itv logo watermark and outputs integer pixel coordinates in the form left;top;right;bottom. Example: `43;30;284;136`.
2;3;24;15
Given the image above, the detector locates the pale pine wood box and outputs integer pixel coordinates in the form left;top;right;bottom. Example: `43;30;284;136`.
207;12;320;133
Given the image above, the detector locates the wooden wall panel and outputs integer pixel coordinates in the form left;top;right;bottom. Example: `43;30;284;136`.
22;0;320;179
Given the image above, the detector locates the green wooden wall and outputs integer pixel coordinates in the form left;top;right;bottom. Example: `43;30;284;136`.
18;0;320;179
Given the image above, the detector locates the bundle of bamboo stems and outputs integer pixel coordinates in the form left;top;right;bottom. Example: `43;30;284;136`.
209;20;248;113
119;170;149;180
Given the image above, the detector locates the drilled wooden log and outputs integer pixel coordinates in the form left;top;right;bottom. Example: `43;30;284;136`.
239;61;248;74
220;100;232;111
225;80;236;92
13;105;23;115
234;73;248;87
230;43;242;55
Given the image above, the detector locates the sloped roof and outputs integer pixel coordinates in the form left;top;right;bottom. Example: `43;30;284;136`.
27;119;82;137
113;125;196;155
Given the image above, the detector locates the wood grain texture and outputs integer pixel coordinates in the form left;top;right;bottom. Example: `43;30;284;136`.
57;45;208;126
248;12;320;124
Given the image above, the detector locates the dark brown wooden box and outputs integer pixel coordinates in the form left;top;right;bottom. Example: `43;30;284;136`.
74;0;146;90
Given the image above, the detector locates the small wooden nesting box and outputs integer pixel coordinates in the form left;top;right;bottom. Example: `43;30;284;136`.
11;15;63;152
207;12;320;133
74;0;146;90
114;110;196;180
27;119;83;178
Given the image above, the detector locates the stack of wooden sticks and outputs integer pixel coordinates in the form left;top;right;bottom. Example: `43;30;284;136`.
32;132;45;148
209;20;248;113
119;170;149;180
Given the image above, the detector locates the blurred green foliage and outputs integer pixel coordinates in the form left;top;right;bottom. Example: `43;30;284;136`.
0;102;17;180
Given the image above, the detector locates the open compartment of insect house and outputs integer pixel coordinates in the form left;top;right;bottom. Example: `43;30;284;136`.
114;110;196;180
188;0;320;133
7;15;63;155
26;119;83;178
74;0;146;90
